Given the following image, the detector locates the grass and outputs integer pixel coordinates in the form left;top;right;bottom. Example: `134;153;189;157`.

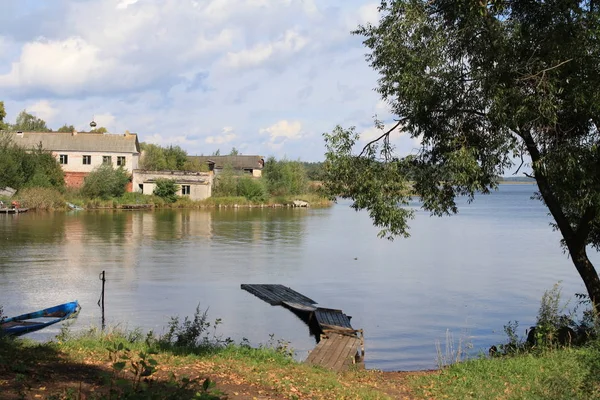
409;346;600;399
0;326;409;399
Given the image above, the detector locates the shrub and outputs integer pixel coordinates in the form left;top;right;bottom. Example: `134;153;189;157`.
153;178;178;203
237;176;267;202
82;165;130;199
263;157;308;196
18;187;65;210
213;164;237;197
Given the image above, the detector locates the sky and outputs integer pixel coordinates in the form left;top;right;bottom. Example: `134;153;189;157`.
0;0;424;162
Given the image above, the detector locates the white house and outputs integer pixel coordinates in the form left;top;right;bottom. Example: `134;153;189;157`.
132;170;213;201
9;131;140;188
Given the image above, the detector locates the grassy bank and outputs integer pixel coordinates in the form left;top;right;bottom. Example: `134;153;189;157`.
0;327;413;400
8;188;331;211
409;346;600;399
3;328;600;399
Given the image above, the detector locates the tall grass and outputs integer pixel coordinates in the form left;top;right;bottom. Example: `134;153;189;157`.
18;187;66;210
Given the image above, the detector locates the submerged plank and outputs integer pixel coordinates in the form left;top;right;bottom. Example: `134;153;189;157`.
281;301;317;313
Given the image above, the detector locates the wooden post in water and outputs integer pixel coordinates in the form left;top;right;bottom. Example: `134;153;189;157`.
98;271;106;330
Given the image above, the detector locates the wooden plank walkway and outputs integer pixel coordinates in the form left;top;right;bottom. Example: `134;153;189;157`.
241;283;364;372
305;332;364;371
240;284;317;306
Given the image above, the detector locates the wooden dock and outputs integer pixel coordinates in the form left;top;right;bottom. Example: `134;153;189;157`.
305;331;364;371
241;284;364;372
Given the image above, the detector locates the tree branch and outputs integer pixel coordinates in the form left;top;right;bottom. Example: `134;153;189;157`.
519;129;575;241
358;118;406;158
518;59;573;81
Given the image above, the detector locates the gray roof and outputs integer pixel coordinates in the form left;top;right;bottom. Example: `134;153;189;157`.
188;155;264;170
7;131;140;154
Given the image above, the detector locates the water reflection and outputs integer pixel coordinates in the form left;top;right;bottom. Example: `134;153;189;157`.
0;187;598;371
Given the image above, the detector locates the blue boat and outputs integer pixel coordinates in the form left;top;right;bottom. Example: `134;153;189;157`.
1;301;81;336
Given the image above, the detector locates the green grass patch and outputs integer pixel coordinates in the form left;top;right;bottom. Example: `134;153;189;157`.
409;347;600;399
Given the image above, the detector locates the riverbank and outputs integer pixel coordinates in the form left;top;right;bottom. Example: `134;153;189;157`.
3;187;331;211
2;328;599;399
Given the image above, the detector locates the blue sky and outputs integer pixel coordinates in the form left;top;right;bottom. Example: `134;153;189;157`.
0;0;427;161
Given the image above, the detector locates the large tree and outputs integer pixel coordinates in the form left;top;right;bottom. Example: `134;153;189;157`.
324;1;600;308
12;110;51;132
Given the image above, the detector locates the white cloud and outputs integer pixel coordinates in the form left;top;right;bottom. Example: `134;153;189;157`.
260;120;303;141
0;0;384;161
93;113;116;131
223;30;308;69
0;37;138;95
116;0;138;10
357;3;380;26
27;100;57;122
205;127;237;144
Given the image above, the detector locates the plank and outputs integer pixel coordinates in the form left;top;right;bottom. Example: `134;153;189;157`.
305;332;361;371
282;301;317;313
314;308;353;330
241;284;317;306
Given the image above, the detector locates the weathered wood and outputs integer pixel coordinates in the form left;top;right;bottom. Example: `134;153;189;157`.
241;283;365;372
282;301;317;313
306;332;362;372
314;307;353;330
241;284;317;306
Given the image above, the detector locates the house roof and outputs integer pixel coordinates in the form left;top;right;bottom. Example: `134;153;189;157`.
7;131;141;154
188;155;264;170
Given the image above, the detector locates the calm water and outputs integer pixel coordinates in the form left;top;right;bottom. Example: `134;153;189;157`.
0;184;597;371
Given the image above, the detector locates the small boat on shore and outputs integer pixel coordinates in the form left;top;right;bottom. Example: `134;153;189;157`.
1;301;80;336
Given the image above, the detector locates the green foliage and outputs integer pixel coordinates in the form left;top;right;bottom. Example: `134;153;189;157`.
212;164;237;197
229;147;239;156
323;126;414;239
0;101;6;131
11;110;51;132
182;158;209;172
236;176;267;202
18;187;65;210
325;0;600;304
158;304;232;351
140;143;168;170
82;165;130;199
153;179;178;203
56;124;75;133
139;144;189;171
90;126;108;133
0;134;65;191
301;161;324;181
263;157;308;196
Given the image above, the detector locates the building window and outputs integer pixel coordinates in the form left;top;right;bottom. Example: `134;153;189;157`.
181;185;191;195
102;156;112;165
59;154;68;164
117;156;126;167
83;155;91;165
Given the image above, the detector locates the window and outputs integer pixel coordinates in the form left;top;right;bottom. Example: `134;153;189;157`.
117;156;126;167
59;154;68;164
83;155;91;165
102;156;112;165
181;185;191;195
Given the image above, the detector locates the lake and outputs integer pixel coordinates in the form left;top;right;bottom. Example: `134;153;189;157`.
0;184;597;371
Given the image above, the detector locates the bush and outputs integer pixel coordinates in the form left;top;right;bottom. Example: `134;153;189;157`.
82;165;130;199
263;157;308;196
237;176;267;202
213;164;237;197
153;178;178;203
18;187;65;210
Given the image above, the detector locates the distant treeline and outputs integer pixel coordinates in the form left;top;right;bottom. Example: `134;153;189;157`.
499;176;536;182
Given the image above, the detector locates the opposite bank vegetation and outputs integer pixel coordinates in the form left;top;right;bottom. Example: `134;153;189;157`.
1;287;600;400
0;132;331;211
